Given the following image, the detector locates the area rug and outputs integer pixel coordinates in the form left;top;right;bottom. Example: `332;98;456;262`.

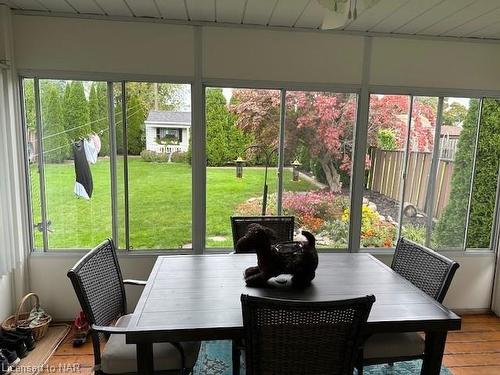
13;323;71;375
192;340;452;375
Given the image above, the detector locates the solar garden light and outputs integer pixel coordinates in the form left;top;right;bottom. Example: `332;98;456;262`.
291;159;302;181
234;156;246;178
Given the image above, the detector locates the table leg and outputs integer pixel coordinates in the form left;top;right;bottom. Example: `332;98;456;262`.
137;343;154;375
232;340;240;375
421;331;447;375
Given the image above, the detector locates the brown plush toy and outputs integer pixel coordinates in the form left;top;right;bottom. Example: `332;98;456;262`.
236;223;318;288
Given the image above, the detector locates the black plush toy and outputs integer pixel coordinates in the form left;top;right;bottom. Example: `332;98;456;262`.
236;223;318;288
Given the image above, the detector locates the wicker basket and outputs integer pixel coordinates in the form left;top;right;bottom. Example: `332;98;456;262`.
1;293;52;340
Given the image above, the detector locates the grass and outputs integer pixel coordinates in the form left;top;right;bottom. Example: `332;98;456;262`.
30;158;317;250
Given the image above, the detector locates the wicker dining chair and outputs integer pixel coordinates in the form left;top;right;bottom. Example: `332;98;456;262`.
67;239;200;375
241;294;375;375
357;237;460;374
230;216;295;252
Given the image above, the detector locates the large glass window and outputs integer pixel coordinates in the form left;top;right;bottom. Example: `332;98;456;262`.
282;91;357;248
205;88;280;248
35;79;113;249
363;95;410;248
125;82;192;250
22;78;500;252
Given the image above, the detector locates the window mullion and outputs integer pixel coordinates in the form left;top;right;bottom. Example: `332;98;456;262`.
277;89;286;215
121;82;131;251
397;95;414;240
424;97;444;247
33;77;48;252
464;98;484;250
107;82;119;247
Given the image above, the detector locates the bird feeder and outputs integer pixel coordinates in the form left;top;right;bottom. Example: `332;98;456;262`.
291;159;302;181
235;156;246;178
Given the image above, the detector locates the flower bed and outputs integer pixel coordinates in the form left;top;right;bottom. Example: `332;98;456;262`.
236;190;398;247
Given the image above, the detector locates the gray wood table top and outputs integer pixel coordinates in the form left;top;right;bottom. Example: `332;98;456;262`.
126;253;461;344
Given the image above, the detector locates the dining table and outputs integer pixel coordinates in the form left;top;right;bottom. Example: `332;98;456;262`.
125;253;461;375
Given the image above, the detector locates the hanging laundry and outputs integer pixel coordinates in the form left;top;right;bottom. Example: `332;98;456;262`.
90;133;101;156
73;140;93;199
84;137;98;164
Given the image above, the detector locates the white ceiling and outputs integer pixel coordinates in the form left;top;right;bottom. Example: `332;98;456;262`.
2;0;500;40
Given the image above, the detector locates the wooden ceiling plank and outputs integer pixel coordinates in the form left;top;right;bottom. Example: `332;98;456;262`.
295;0;324;28
443;6;500;37
369;0;443;33
345;0;407;32
397;0;475;34
421;0;500;36
95;0;133;16
125;0;161;17
466;20;500;38
11;0;47;10
155;0;187;20
0;0;22;9
67;0;105;14
186;0;215;22
216;0;246;23
268;0;309;27
243;0;278;25
38;0;75;12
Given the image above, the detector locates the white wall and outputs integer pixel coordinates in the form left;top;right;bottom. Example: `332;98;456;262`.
11;15;500;92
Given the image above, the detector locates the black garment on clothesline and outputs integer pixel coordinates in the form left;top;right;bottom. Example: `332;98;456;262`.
73;140;93;199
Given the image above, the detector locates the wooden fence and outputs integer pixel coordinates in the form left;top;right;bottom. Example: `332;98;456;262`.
367;148;454;219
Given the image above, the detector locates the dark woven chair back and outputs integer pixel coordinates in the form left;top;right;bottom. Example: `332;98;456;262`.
241;294;375;375
392;237;460;303
67;239;126;327
231;216;294;252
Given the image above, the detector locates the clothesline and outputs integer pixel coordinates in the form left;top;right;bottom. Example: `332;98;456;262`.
42;104;140;141
36;107;143;156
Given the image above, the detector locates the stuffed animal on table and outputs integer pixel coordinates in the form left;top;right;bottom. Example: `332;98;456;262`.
236;223;318;288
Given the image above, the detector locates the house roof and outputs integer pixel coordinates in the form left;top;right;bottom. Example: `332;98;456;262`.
146;111;191;125
440;125;462;137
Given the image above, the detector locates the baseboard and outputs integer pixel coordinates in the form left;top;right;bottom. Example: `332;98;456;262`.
452;308;495;315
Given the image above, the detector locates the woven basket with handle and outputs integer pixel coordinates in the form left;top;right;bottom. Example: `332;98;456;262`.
1;293;52;340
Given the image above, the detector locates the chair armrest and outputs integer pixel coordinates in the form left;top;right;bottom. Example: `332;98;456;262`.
91;324;128;334
123;279;147;286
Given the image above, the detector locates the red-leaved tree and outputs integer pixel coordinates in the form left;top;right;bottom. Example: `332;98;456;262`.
230;91;436;192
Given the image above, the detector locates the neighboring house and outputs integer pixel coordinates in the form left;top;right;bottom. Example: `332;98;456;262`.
145;111;191;154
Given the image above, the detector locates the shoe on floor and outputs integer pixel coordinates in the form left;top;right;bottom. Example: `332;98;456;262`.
0;337;27;359
14;327;36;351
0;349;19;370
0;352;12;375
1;330;33;353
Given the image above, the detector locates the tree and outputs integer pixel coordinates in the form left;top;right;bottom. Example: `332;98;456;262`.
434;98;500;249
205;88;251;166
229;92;436;192
433;100;480;248
467;99;500;248
63;81;90;141
443;101;468;126
126;82;188;111
89;82;110;155
126;94;146;155
41;82;70;162
23;79;36;130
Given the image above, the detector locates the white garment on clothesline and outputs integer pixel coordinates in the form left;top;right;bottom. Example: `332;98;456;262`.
84;138;98;164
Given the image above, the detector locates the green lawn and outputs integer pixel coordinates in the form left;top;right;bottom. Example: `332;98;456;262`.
30;158;316;250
